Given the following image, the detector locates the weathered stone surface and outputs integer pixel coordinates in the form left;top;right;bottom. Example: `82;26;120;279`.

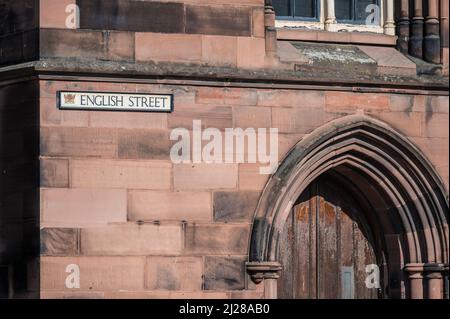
71;159;172;189
195;87;258;106
233;106;271;128
40;228;78;255
325;91;390;112
237;37;266;69
80;224;183;255
278;133;304;159
186;5;251;36
174;164;238;190
371;112;423;137
184;224;249;255
118;130;171;160
40;127;117;158
41;188;127;227
128;190;211;221
389;95;416;112
429;96;449;114
252;8;265;38
40;97;89;127
203;256;246;290
145;257;203;291
39;80;98;99
277;41;310;64
272;107;326;134
40;0;74;29
40;158;69;188
77;0;185;33
238;164;270;190
358;46;416;76
90;111;167;130
213;191;260;222
136;33;202;63
40;29;134;62
201;35;237;67
258;90;325;108
168;104;233;130
422;113;449;138
412;137;449;166
41;256;145;290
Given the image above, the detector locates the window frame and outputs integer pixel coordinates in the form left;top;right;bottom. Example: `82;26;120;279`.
274;0;385;34
274;0;321;22
335;0;381;25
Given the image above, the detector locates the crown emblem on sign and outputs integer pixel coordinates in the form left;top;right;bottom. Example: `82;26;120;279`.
64;94;76;104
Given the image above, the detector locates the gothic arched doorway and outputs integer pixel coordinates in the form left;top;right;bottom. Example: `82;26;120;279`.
277;174;380;299
247;115;449;299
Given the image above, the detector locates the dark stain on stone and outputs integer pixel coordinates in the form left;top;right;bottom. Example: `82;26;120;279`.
118;129;170;160
41;228;79;255
203;256;245;290
157;267;178;290
213;191;260;222
425;96;433;123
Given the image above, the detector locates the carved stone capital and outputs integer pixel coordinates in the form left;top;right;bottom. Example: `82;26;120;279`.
424;263;447;279
404;263;424;279
246;261;282;284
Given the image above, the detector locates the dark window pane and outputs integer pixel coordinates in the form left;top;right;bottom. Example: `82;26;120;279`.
335;0;353;21
273;0;291;17
294;0;316;18
355;0;378;22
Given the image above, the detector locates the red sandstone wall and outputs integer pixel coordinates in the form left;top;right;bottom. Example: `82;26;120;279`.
39;79;449;298
39;0;268;69
0;0;39;66
0;80;39;298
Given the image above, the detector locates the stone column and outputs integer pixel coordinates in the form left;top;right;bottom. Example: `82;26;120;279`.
383;0;395;36
424;263;445;299
264;0;277;57
444;265;449;299
410;0;424;58
325;0;337;32
424;0;441;63
246;261;282;299
397;0;410;54
440;0;449;71
404;263;424;299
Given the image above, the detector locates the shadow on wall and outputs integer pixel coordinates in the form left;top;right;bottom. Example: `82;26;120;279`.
0;80;40;298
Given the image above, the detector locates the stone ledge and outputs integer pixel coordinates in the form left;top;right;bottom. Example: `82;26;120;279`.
277;28;397;46
0;58;448;91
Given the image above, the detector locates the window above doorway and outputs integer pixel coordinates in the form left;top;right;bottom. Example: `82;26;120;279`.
273;0;394;36
273;0;320;21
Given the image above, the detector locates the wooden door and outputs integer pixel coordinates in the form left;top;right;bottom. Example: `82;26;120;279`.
277;177;379;299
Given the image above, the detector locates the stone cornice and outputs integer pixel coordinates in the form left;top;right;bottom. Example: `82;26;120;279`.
0;58;448;92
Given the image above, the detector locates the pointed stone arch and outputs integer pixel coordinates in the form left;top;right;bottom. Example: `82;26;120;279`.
247;114;449;299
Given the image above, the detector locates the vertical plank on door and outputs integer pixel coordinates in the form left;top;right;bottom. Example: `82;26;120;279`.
277;208;294;299
293;195;311;299
318;181;339;299
309;182;318;299
353;212;377;299
339;205;355;297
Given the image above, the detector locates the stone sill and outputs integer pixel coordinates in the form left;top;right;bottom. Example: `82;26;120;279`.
277;28;397;47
